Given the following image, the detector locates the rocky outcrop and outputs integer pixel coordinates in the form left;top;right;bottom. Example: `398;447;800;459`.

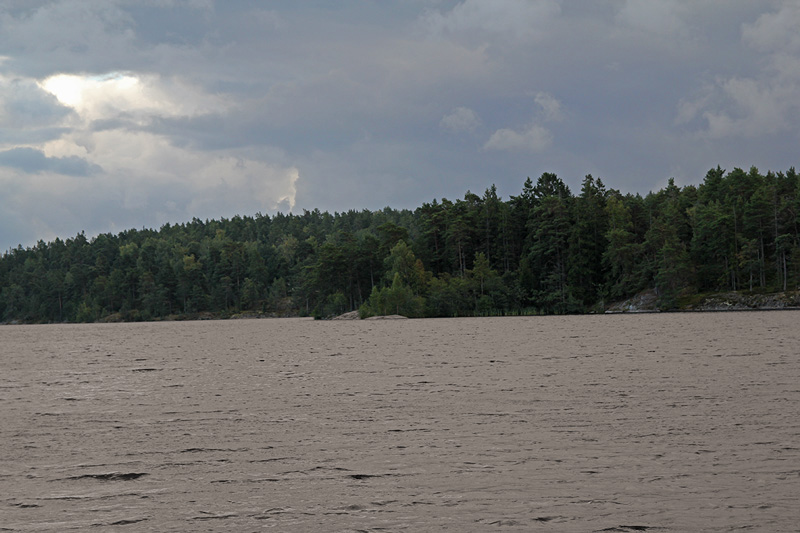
331;311;409;320
688;291;800;311
605;289;660;313
607;289;800;313
331;311;361;320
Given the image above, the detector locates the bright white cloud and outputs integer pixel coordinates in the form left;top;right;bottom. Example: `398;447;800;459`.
677;1;800;139
39;71;297;208
534;92;562;122
742;2;800;55
440;106;481;133
43;128;299;209
134;0;213;9
483;92;561;152
702;77;791;139
675;83;712;126
0;69;299;249
422;0;560;44
615;0;688;38
484;124;551;153
39;72;228;123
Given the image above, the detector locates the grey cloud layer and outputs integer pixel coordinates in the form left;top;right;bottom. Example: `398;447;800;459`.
0;147;100;176
0;0;797;251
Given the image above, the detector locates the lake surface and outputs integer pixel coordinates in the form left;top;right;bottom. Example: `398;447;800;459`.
2;313;799;532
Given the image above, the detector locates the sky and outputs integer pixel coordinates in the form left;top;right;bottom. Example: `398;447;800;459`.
1;0;799;252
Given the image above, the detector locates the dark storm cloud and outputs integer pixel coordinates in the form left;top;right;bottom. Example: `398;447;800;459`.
0;78;70;124
0;147;101;176
0;77;73;144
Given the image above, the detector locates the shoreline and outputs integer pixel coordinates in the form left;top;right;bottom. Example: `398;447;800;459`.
4;303;800;326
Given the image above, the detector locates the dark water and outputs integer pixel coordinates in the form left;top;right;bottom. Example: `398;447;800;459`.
2;313;799;531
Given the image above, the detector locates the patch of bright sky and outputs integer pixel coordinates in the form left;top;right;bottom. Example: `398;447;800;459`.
38;71;228;123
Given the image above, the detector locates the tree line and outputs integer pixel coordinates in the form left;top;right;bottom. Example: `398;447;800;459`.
1;166;799;323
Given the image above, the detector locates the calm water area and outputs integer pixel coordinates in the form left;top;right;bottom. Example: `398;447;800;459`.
2;312;799;531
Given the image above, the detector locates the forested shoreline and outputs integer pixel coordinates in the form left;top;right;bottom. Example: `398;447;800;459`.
2;166;799;323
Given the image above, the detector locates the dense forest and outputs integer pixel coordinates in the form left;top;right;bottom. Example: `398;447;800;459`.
2;166;799;323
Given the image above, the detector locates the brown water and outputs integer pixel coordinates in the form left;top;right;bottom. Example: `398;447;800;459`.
2;313;799;532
